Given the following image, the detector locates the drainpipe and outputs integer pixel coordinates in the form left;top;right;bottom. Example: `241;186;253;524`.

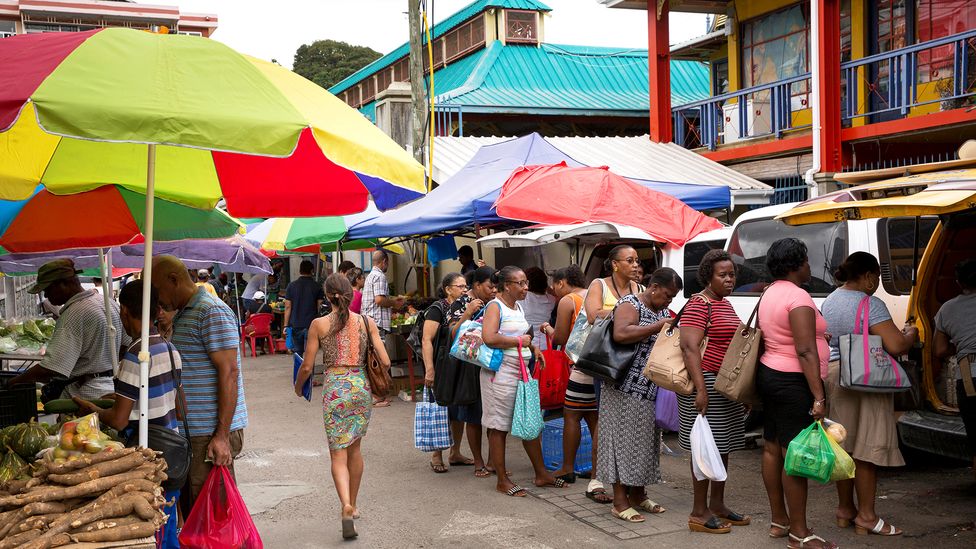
804;0;821;198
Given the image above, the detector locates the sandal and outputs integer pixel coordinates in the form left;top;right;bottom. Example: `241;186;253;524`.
535;478;567;488
788;533;838;548
372;399;391;408
769;521;790;538
555;472;576;484
854;518;902;536
585;488;613;504
499;484;527;497
636;499;666;514
429;461;448;474
474;467;492;478
612;507;645;523
688;516;731;534
715;510;750;526
341;516;357;540
449;457;475;466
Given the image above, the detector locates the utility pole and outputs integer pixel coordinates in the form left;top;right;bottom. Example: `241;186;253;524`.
407;0;427;164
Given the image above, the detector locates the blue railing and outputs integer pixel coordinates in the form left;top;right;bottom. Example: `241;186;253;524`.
434;105;464;137
673;29;976;150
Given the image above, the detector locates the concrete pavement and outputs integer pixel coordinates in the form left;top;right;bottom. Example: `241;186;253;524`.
235;353;976;548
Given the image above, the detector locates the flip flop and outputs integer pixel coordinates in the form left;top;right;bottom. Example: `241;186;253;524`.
474;467;492;478
688;516;731;534
555;472;576;484
499;484;527;497
612;507;645;523
636;499;666;514
372;399;392;408
429;461;448;474
788;532;838;548
769;521;790;539
535;478;567;488
585;488;613;504
715;510;750;525
854;518;902;536
449;458;475;466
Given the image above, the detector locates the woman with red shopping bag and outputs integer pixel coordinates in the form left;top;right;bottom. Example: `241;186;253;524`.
294;274;391;540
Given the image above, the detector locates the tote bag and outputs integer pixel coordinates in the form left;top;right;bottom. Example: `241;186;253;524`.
573;307;636;384
839;296;911;393
414;387;452;452
536;335;570;410
449;306;504;372
643;296;708;395
511;344;544;440
715;293;764;405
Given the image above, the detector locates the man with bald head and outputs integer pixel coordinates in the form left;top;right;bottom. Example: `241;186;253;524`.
361;249;403;337
151;255;248;502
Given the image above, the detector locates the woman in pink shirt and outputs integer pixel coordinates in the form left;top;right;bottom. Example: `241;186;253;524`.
347;268;365;314
755;238;835;549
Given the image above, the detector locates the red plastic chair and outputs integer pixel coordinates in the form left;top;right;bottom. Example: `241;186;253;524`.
241;313;275;358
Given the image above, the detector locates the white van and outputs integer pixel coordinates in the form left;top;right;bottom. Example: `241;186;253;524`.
477;222;731;310
724;203;937;323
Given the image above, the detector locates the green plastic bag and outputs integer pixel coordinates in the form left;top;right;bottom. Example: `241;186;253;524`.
784;422;835;484
826;431;856;482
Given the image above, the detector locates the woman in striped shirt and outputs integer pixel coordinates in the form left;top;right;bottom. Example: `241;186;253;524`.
678;250;749;534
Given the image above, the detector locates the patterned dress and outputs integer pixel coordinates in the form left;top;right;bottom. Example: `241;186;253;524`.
596;294;669;487
320;314;372;450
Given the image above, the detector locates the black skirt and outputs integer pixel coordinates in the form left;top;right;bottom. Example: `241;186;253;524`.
756;363;814;446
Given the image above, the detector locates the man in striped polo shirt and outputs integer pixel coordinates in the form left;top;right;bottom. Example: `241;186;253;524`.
152;255;248;501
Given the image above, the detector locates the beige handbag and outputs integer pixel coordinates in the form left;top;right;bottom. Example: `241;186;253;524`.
715;295;764;405
643;295;709;395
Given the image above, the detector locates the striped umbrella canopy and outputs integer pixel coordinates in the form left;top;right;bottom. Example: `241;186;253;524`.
0;185;241;253
0;28;426;216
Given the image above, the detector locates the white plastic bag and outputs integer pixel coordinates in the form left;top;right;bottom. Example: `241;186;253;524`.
691;414;727;481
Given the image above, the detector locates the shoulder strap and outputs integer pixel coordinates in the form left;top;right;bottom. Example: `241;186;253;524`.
164;341;191;439
360;315;374;358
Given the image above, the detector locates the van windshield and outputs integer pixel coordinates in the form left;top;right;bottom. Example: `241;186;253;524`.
727;218;848;297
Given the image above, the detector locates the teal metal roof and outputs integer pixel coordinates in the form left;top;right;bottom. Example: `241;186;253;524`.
330;0;552;95
354;41;708;117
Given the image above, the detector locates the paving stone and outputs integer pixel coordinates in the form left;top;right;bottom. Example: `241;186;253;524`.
615;531;641;540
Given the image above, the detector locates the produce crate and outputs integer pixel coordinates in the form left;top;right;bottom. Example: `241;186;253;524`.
541;417;592;474
0;371;37;427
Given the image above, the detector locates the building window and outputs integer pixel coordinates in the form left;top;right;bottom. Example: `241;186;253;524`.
393;59;409;82
840;0;852;63
377;68;393;96
178;30;202;36
444;15;486;62
362;77;376;104
423;39;444;70
916;0;976;83
741;3;810;89
506;10;538;43
712;58;729;96
0;20;14;37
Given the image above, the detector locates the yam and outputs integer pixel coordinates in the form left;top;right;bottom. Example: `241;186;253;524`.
69;514;143;533
47;453;146;486
0;527;42;549
68;521;158;543
0;463;157;508
23;501;67;516
19;493;154;549
42;447;137;475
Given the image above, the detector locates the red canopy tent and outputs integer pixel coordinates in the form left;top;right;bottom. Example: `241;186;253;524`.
493;163;723;247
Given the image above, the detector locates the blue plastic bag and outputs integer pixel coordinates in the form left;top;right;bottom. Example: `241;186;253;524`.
414;387;452;452
292;353;311;401
511;349;543;440
449;307;504;371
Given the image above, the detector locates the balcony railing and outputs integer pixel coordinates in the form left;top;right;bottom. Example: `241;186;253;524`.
434;105;464;137
673;29;976;150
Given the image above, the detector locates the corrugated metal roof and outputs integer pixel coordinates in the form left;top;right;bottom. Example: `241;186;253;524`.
431;135;772;193
330;0;552;95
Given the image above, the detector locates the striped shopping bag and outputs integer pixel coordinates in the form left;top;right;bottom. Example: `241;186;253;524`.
414;387;452;452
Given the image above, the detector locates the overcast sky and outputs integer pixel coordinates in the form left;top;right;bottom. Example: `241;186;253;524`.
154;0;708;68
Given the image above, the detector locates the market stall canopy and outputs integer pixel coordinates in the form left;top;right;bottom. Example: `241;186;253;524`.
0;28;426;217
776;170;976;225
0;185;241;253
494;163;723;247
0;236;272;275
348;134;729;240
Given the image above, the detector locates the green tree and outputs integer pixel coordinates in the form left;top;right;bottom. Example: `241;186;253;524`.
293;40;382;90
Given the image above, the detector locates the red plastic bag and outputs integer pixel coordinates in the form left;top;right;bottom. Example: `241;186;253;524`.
535;336;570;410
179;466;263;549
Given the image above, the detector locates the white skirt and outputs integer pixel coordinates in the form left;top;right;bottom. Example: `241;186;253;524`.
479;355;521;432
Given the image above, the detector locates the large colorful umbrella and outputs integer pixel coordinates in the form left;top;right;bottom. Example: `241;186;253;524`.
245;217;346;253
0;185;241;253
0;29;426;446
0;28;425;215
493;163;723;248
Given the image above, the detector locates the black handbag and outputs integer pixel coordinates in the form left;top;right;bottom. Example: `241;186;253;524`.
126;342;191;493
573;306;636;384
433;316;480;407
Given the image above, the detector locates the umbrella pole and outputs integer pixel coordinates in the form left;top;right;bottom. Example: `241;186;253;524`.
98;248;119;374
138;144;157;448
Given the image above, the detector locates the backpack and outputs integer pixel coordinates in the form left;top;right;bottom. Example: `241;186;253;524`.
406;300;448;358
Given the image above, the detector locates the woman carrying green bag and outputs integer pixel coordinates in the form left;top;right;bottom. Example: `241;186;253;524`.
481;266;565;498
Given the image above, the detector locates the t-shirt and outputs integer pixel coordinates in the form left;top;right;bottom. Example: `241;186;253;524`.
518;292;557;350
115;332;181;432
935;292;976;379
246;302;272;316
679;296;741;373
241;275;266;300
350;290;363;314
171;288;248;437
285;276;325;330
821;288;892;363
758;280;830;378
196;281;217;296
